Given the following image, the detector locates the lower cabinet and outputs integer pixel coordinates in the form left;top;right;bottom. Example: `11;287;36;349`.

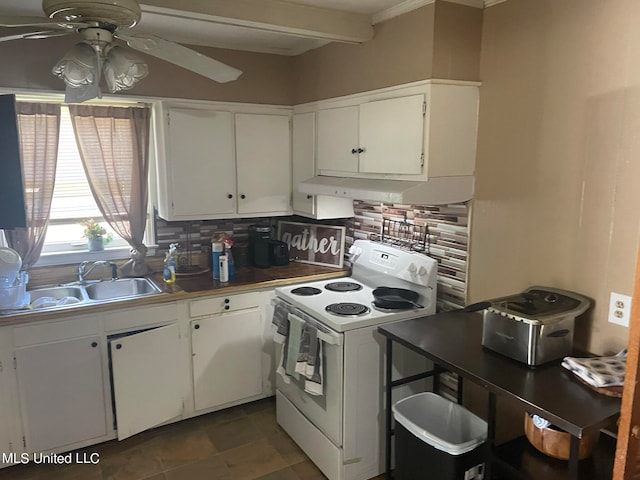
1;287;277;466
15;335;108;452
109;323;186;440
191;301;263;411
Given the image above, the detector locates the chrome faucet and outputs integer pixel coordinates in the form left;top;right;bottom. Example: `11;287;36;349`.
78;261;118;284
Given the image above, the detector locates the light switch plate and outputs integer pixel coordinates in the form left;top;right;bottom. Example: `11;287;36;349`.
608;292;632;327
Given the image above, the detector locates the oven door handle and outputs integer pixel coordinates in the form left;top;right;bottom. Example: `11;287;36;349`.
317;329;342;346
272;297;343;346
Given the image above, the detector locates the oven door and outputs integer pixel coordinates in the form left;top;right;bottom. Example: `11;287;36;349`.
273;298;344;447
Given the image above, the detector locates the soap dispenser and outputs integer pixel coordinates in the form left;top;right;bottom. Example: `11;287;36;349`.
163;243;178;283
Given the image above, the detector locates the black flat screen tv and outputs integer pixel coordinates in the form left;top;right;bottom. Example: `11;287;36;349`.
0;94;27;229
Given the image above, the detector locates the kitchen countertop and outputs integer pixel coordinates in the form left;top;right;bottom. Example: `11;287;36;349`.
0;262;349;327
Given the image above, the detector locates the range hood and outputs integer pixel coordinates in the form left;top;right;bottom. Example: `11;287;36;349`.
298;175;474;205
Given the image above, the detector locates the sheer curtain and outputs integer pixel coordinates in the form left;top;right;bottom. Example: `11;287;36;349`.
5;103;61;268
68;104;151;276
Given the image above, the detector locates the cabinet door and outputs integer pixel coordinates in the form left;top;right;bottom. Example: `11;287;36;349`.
165;108;235;218
111;324;186;440
293;113;355;220
16;337;107;452
358;94;425;175
235;113;291;215
191;308;263;411
292;112;315;216
317;105;359;173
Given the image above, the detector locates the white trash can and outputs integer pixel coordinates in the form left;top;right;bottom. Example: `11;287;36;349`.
392;392;487;480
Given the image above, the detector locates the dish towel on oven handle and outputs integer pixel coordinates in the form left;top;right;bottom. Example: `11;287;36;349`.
271;306;324;396
272;302;291;384
294;322;323;396
561;348;627;387
285;313;305;377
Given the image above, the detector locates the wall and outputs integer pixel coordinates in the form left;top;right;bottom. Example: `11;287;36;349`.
470;0;640;355
292;1;482;104
0;35;294;105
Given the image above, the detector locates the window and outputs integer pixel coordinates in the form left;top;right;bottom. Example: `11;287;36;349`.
10;95;156;267
42;106;130;254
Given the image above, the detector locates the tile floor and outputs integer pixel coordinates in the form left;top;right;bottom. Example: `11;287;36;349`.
0;397;387;480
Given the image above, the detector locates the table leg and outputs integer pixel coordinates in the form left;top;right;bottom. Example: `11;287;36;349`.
385;337;393;480
485;392;497;480
568;435;580;480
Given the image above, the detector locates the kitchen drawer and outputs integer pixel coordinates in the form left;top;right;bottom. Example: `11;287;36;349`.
103;303;179;333
189;292;261;318
13;314;99;347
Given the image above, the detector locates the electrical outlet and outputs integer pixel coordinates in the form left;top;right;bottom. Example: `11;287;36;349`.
608;292;632;327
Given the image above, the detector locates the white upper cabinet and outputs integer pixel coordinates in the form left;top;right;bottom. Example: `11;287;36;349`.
317;95;424;176
317;106;359;173
161;107;235;219
292;112;354;219
155;103;292;221
358;94;425;175
235;113;292;215
292;112;316;214
305;80;480;182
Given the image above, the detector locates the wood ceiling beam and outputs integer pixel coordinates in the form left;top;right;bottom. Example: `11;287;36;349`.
139;0;374;44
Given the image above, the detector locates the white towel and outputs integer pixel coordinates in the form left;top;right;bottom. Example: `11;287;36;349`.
531;414;551;429
285;313;305;379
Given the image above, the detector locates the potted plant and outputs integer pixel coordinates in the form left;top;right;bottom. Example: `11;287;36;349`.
80;219;113;252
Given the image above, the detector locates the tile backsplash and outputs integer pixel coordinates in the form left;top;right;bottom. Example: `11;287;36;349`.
345;201;469;309
155;201;469;309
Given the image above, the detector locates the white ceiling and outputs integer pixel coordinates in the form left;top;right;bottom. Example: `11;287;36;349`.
0;0;436;56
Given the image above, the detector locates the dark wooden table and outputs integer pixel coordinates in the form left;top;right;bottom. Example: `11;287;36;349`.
378;310;621;480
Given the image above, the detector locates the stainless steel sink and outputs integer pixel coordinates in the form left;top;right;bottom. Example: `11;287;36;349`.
28;286;89;308
84;278;161;301
29;286;87;301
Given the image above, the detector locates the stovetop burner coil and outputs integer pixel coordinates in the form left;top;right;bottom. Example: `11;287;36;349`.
324;282;363;292
325;302;370;316
291;286;323;296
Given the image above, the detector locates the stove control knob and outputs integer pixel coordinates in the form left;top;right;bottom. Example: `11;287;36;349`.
349;245;362;261
418;266;428;276
407;263;417;273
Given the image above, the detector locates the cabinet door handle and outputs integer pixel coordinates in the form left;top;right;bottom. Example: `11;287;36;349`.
351;148;358;154
306;195;312;199
91;341;98;348
224;298;230;304
194;324;200;330
224;305;230;310
227;194;233;199
357;147;364;153
116;344;122;350
240;194;246;199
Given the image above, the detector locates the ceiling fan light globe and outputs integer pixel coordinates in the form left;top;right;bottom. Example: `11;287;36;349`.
52;42;98;87
103;45;148;92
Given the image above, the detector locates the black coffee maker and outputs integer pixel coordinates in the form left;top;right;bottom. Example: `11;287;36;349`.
248;225;271;268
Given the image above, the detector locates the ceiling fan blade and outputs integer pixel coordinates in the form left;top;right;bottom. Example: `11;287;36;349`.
0;30;73;43
0;15;83;30
115;33;242;84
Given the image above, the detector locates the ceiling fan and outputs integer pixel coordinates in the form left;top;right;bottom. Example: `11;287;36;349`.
0;0;243;102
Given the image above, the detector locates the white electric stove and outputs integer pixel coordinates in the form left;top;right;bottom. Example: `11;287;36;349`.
274;239;438;480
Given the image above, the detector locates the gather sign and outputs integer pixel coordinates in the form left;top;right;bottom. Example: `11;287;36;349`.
277;221;346;268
